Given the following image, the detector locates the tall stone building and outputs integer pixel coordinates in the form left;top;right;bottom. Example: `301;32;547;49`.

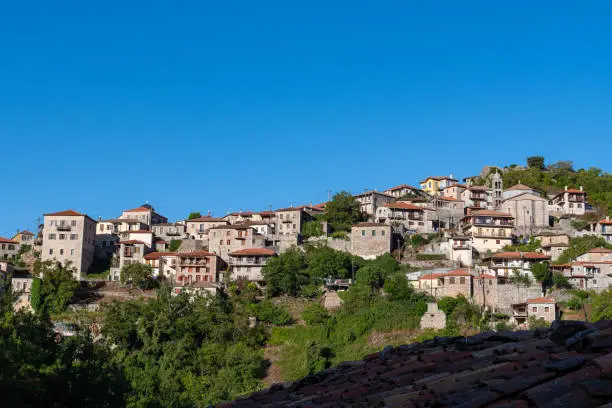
350;222;392;259
501;193;550;236
41;210;96;280
490;172;503;208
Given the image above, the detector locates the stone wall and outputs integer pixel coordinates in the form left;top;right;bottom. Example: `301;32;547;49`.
350;224;392;259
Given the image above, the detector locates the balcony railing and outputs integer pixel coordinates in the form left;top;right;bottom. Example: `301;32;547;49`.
57;225;71;231
166;230;181;236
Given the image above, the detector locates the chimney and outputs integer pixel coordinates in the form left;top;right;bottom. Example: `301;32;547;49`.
564;185;568;191
450;173;454;179
98;216;102;222
606;216;610;222
518;180;521;184
580;186;583;191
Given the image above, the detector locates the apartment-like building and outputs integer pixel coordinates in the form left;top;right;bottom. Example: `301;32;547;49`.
588;216;612;243
229;248;276;282
11;230;35;246
350;222;392;259
441;184;467;201
208;224;268;262
548;186;588;216
118;204;168;225
487;251;550;280
419;175;458;197
41;210;96;280
461;186;490;210
375;202;430;233
176;251;224;285
447;236;473;267
185;216;228;240
0;237;19;260
460;210;514;253
144;251;179;280
151;223;187;241
383;184;424;199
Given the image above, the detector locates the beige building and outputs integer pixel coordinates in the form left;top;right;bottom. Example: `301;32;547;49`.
383;184;424;199
587;216;612;244
375;202;430;233
144;251;179;280
461;186;490;210
350;222;392;259
151;223;187;241
502;183;540;200
501;192;550;236
110;240;152;281
11;270;33;311
487;251;550;280
460;210;514;254
176;251;224;285
11;230;35;246
548;186;588;216
41;210;96;280
527;298;556;322
186;217;228;240
447;236;473;267
229;248;276;282
441;184;467;200
430;196;465;230
536;234;569;261
353;191;394;218
0;237;19;260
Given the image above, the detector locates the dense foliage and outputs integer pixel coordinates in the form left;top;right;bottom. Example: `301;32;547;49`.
119;263;157;289
102;286;267;406
555;236;612;264
33;260;79;315
320;191;366;232
301;221;324;238
187;212;202;220
168;239;182;252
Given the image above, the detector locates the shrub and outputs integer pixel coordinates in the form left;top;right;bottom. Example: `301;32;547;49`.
302;221;324;238
168;239;182;252
30;277;42;311
567;297;582;310
298;284;321;298
253;301;293;325
330;231;348;240
415;254;446;261
528;316;550;330
302;303;330;326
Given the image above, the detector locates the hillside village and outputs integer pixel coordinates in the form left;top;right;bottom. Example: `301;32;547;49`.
2;157;611;328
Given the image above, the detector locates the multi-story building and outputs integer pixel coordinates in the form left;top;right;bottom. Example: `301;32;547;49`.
460;210;514;253
447;236;473;267
118;204;168;225
144;251;179;280
110;240;152;281
176;251;224;285
501;192;550;236
502;183;540;200
511;298;556;326
11;269;33;311
151;223;187;241
548;186;588;216
353;191;394;218
588;216;612;243
489;172;504;209
461;186;490;210
430;196;465;230
185;216;229;240
274;207;307;237
208;224;268;262
41;210;96;280
229;248;276;282
441;184;467;200
350;222;392;259
419;175;458;196
487;251;550;280
538;234;569;261
11;230;34;246
0;237;19;260
375;202;430;233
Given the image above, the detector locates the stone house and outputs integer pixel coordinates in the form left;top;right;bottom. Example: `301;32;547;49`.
587;217;612;244
0;237;19;260
229;248;276;282
119;204;168;225
185;216;228;240
430;197;465;230
501;192;550;236
350;223;392;259
41;210;96;280
375;202;430;233
110;240;152;281
502;183;540;200
460;210;514;254
461;186;491;210
527;298;557;322
487;251;550;280
208;224;269;262
416;269;474;298
172;281;218;297
11;230;34;246
441;184;467;201
548;187;588;216
353;191;395;218
537;234;570;261
176;251;224;285
420;303;446;330
151;223;187;241
11;269;33;311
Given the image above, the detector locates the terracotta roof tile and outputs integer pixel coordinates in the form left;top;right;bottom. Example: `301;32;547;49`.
143;251;177;260
177;250;215;258
0;237;19;244
123;206;151;213
385;202;425;210
491;252;550;260
44;209;85;217
587;248;612;254
526;297;555;304
229;248;276;256
505;183;535;191
470;210;514;217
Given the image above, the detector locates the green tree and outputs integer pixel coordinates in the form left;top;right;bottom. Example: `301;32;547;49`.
305;245;352;279
168;239;182;252
527;156;545;170
262;247;309;297
383;273;415;301
322;191;365;232
187;212;202;220
34;260;79;314
530;262;550;283
120;263;157;289
552;273;572;289
30;277;42;311
301;303;330;326
556;236;612;264
590;290;612;321
302;221;324;238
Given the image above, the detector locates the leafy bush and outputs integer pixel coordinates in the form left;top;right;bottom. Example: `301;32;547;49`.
567;297;582;310
301;304;330;326
503;238;541;252
590;289;612;321
120;263;157;289
528;316;550;330
415;254;446;261
251;301;293;325
409;234;426;247
168;239;182;252
30;277;42;311
299;284;322;298
552;273;572;289
330;231;348;239
320;191;366;232
556;236;612;265
302;221;324;238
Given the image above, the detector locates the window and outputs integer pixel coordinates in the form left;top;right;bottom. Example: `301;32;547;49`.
382;230;385;236
450;277;456;284
49;249;53;255
532;307;537;313
362;230;365;236
70;234;77;240
292;224;296;229
496;240;500;244
372;230;376;236
60;249;64;255
226;231;230;236
460;277;465;284
71;220;77;226
59;234;66;240
227;240;230;245
545;307;550;313
49;234;56;240
488;280;492;286
219;240;223;245
70;249;74;255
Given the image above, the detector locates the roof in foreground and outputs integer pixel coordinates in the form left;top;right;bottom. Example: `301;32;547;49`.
229;248;276;256
222;320;612;408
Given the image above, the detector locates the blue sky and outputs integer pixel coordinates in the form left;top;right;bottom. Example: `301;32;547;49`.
1;1;611;236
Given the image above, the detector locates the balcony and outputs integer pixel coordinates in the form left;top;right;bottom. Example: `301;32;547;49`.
281;219;293;223
453;244;470;250
166;230;181;236
57;225;71;231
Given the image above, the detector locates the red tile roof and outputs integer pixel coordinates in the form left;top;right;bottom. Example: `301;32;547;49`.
384;202;424;210
470;210;513;217
478;273;496;279
44;209;85;217
227;319;612;407
144;252;177;260
565;189;586;194
386;184;419;192
123;206;151;213
187;216;227;222
505;183;535;191
598;219;612;225
417;273;446;280
230;248;276;256
177;251;215;258
444;268;472;277
527;297;555;304
491;251;550;260
16;230;34;236
446;183;467;189
352;222;389;228
0;237;18;244
118;240;147;245
587;247;612;254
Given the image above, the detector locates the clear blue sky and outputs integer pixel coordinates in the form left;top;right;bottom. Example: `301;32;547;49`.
1;1;611;236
